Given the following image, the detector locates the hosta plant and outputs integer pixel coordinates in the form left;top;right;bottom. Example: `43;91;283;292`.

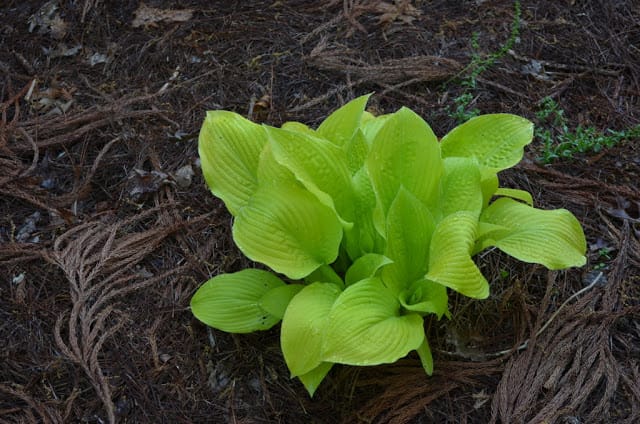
191;95;586;396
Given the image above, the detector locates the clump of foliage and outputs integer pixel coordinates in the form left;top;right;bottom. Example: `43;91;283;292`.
536;96;640;163
191;95;586;396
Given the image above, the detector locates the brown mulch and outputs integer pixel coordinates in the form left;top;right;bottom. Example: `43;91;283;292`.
1;1;639;423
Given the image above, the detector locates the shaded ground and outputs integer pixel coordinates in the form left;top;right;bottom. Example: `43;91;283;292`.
1;1;639;423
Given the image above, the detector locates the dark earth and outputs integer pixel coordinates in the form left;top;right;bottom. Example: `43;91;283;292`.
1;1;639;423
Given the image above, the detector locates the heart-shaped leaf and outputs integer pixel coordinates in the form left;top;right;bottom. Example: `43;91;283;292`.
191;269;285;333
233;184;343;279
322;278;425;365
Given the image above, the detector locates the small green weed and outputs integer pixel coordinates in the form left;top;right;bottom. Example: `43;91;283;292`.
535;97;640;163
447;1;521;123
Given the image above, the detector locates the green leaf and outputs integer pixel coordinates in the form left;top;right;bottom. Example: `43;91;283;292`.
426;212;489;299
381;187;436;294
345;129;370;175
398;279;449;319
493;187;533;206
439;157;483;218
367;107;443;216
281;283;342;377
343;167;384;260
317;94;371;146
477;197;586;269
198;111;266;215
191;269;285;333
259;284;304;319
281;121;315;135
440;114;534;172
416;337;434;376
322;278;425;365
305;264;344;287
267;126;354;225
298;362;334;397
233;184;343;279
345;253;392;286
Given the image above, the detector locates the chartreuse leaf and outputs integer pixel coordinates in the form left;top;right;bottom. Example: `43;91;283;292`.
367;107;443;217
305;264;344;287
191;269;285;333
481;171;500;208
439;157;483;218
281;283;342;377
381;187;436;295
343;167;383;260
259;284;304;319
256;142;298;188
345;253;392;286
345;129;369;175
440;114;533;172
416;337;434;375
233;184;342;279
477;197;586;269
281;121;315;135
297;362;334;397
322;278;425;365
493;187;533;206
398;279;449;319
267;126;354;225
317;94;371;146
426;212;489;299
198;111;267;215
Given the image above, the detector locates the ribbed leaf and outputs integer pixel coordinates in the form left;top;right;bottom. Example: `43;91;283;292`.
233;184;343;279
281;283;342;377
493;187;533;206
345;253;392;286
426;212;489;299
381;187;436;294
259;284;304;319
190;269;285;333
198;111;266;215
367;107;443;216
477;197;586;269
440;114;533;172
322;278;425;365
267;126;354;224
440;157;483;218
297;362;333;397
317;94;371;146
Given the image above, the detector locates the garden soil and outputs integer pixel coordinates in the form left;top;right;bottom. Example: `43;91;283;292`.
1;1;639;423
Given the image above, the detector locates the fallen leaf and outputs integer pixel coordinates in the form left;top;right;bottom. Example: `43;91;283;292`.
376;0;421;26
132;3;194;28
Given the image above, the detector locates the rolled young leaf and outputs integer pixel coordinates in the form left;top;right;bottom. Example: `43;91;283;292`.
198;111;267;215
476;197;586;269
190;269;286;333
322;277;425;366
398;278;449;319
